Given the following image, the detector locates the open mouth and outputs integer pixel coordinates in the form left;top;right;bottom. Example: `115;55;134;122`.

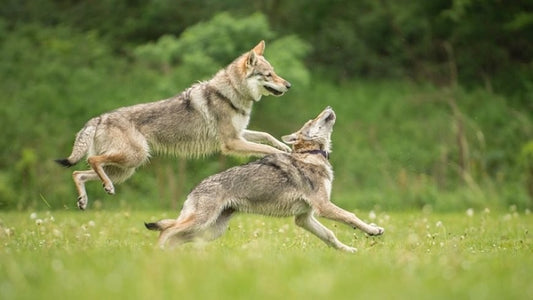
264;85;283;96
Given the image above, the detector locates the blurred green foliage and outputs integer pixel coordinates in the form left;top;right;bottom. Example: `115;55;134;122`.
0;1;531;211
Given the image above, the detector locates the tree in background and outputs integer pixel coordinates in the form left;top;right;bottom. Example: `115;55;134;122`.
0;2;531;210
0;11;310;209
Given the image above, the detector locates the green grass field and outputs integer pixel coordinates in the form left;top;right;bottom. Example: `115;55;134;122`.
1;208;532;300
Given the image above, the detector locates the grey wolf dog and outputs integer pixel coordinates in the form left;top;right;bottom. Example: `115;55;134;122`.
145;107;384;253
56;41;292;210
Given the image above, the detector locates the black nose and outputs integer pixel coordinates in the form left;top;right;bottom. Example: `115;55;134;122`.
285;81;291;89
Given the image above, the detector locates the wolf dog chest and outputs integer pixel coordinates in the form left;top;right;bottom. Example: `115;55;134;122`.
230;112;250;133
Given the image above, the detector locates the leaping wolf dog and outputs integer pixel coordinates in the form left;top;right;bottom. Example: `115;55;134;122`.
56;41;292;210
145;107;384;253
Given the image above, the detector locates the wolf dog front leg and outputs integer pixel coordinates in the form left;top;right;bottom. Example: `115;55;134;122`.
315;202;384;236
221;137;288;156
243;130;292;152
295;212;357;253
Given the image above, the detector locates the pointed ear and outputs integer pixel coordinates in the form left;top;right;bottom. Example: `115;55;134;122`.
247;50;258;67
282;133;298;144
252;40;265;56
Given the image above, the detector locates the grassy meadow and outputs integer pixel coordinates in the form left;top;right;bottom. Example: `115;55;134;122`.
1;8;532;300
1;208;531;300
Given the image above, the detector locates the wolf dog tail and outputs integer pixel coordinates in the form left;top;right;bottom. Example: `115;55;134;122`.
144;219;176;231
55;117;99;167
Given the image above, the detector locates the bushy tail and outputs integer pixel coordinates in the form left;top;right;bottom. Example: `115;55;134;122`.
55;117;99;167
144;219;176;231
55;158;75;167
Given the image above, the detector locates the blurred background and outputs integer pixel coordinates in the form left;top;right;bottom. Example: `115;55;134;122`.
0;0;531;211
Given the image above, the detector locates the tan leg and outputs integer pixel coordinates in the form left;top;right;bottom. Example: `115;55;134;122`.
87;154;128;195
72;170;99;210
204;208;234;241
157;214;198;248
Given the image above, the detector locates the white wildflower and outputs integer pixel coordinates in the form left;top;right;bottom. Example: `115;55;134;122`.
466;208;474;217
53;229;63;238
4;228;14;237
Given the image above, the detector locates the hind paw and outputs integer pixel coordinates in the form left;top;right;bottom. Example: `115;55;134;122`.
103;183;115;195
77;195;88;210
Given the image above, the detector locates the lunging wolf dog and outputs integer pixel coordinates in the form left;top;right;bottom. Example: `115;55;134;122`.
145;107;384;252
56;41;292;210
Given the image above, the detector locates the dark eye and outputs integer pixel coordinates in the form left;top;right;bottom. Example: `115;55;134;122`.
264;72;272;77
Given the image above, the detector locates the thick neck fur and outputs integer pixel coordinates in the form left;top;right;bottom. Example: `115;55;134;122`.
292;140;329;154
209;54;255;113
291;139;333;181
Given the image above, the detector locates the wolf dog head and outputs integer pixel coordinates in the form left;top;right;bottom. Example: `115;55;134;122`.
281;107;336;153
239;41;291;101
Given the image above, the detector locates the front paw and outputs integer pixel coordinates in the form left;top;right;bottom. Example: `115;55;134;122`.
342;246;358;253
276;142;292;153
367;223;384;236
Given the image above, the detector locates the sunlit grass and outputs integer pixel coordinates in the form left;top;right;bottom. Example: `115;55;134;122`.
1;208;532;299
